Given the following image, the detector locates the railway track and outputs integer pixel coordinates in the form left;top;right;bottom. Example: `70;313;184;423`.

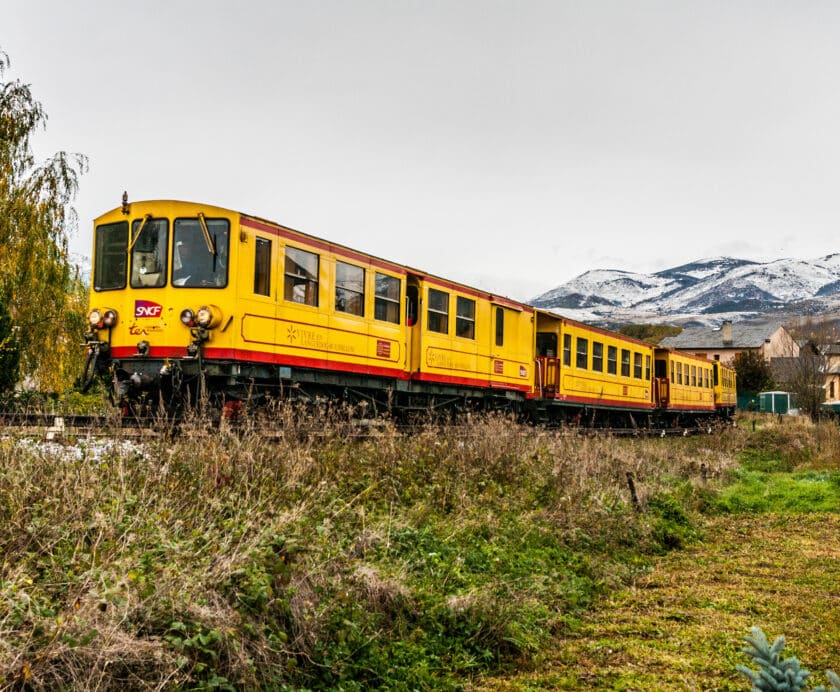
0;410;722;441
0;412;170;439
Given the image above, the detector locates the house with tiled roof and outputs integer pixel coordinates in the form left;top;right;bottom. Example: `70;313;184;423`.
821;343;840;404
658;320;799;364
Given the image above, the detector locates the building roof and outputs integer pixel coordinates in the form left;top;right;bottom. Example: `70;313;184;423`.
659;322;784;350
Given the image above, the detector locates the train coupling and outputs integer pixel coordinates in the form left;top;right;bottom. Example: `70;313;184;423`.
114;367;159;399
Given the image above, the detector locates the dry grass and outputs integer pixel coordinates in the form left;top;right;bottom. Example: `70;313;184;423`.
1;410;836;688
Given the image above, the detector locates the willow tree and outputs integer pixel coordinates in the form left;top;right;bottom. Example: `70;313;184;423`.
0;49;88;391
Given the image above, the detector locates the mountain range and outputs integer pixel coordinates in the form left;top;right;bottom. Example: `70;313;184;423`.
530;255;840;327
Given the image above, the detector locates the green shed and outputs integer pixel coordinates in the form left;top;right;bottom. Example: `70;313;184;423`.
758;391;791;414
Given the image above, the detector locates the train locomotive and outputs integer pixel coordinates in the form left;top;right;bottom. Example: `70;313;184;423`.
82;198;737;426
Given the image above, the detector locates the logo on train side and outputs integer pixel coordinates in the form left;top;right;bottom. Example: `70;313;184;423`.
134;300;163;318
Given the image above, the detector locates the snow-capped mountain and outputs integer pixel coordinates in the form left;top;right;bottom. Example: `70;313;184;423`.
531;255;840;326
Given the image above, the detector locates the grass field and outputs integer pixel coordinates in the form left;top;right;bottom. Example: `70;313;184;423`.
478;512;840;690
1;409;838;690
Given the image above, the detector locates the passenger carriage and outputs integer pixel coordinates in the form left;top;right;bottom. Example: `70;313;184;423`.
531;312;657;426
83;199;534;414
652;349;716;425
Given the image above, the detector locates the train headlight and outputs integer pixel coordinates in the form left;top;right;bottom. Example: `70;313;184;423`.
102;309;118;328
180;309;195;326
196;306;214;328
88;309;102;328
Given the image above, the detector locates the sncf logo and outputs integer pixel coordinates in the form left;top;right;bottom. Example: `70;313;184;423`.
135;300;163;318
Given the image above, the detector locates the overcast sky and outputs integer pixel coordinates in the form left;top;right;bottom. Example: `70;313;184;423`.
5;1;840;300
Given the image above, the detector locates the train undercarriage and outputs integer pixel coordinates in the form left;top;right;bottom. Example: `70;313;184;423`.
85;351;734;431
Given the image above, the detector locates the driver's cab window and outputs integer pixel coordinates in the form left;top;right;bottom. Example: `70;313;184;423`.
172;217;229;287
93;221;128;291
130;217;168;288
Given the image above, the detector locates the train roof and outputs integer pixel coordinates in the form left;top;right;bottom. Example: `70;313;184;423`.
96;198;532;312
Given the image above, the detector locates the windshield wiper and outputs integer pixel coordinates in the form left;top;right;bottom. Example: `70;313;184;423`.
197;213;217;256
128;214;152;251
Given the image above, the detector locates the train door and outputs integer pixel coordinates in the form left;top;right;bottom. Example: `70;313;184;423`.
654;356;669;406
406;277;421;376
534;312;563;397
237;227;277;359
490;305;505;383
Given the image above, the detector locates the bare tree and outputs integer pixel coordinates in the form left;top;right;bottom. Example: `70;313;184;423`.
776;318;840;419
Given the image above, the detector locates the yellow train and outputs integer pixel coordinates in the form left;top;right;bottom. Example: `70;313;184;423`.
82;198;736;426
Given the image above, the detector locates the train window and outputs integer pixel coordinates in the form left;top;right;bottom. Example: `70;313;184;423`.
336;261;365;316
713;363;719;387
495;307;504;347
633;352;642;379
536;332;557;357
576;337;588;369
645;355;651;381
375;273;400;324
691;365;697;386
671;361;675;383
172;217;229;288
621;349;630;377
427;288;449;334
704;369;710;388
592;342;604;371
563;334;572;366
655;359;666;378
677;362;682;385
455;297;475;339
284;246;319;306
607;345;617;375
94;221;128;291
254;238;271;296
130;217;168;288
